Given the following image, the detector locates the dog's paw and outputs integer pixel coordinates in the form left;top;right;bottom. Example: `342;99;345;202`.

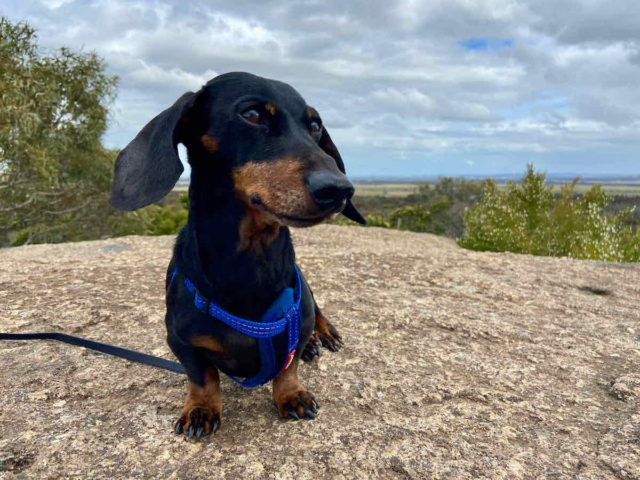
301;333;323;362
316;322;344;353
275;388;319;420
174;406;221;438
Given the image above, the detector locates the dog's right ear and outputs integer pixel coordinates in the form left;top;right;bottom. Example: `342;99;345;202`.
110;91;196;211
318;126;366;225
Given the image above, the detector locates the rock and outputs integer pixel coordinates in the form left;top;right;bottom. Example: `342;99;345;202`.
0;225;639;479
610;373;640;402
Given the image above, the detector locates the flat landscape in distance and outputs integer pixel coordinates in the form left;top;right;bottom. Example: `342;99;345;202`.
174;178;640;197
353;179;640;197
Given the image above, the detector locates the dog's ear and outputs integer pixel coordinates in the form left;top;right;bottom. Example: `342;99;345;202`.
110;92;196;211
318;126;366;225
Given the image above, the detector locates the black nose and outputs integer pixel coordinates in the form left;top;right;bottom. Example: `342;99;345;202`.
307;173;355;212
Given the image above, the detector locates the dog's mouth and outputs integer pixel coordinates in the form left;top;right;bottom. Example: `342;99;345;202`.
249;194;334;227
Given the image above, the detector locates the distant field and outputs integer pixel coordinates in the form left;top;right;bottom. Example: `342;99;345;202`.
566;183;640;196
354;182;640;197
354;183;419;197
175;180;640;197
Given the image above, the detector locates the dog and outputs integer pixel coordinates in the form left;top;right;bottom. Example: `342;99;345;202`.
109;72;365;438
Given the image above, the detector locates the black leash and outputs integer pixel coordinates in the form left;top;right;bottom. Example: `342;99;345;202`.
0;332;186;375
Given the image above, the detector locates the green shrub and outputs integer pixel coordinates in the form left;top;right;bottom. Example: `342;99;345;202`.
363;215;390;228
389;205;432;232
145;194;189;235
459;165;639;262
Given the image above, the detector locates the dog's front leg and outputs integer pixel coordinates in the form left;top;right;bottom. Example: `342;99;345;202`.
272;359;318;420
174;367;222;438
301;302;344;361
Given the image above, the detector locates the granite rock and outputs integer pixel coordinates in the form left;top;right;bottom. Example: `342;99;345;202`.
1;225;639;479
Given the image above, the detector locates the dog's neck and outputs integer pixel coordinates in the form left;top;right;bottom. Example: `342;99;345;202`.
174;166;296;320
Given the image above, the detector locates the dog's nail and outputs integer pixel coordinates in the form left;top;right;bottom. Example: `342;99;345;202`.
314;340;322;346
196;425;206;438
187;424;195;438
288;410;300;420
174;422;184;434
212;419;220;434
336;337;344;345
313;399;320;409
303;407;315;419
310;404;318;414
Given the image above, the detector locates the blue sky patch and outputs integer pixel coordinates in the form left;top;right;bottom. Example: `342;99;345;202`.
460;37;514;51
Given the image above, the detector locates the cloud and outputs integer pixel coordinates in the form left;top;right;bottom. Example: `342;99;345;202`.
1;0;639;176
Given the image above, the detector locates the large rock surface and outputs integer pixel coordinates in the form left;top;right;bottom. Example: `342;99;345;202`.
0;225;639;479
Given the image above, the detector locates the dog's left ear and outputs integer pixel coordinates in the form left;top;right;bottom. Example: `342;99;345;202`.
110;91;196;211
318;127;366;225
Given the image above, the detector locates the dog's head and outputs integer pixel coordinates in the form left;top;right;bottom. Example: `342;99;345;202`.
110;72;365;227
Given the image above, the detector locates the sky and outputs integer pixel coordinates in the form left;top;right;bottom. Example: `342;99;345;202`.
2;0;640;179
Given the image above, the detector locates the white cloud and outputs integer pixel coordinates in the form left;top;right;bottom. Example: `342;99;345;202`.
2;0;639;176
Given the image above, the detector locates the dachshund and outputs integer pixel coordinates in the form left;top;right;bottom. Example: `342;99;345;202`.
109;72;365;438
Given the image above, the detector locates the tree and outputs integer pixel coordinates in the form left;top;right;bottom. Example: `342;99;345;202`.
0;18;120;246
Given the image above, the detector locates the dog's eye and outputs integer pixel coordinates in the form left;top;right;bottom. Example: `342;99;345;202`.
242;109;262;124
310;121;321;134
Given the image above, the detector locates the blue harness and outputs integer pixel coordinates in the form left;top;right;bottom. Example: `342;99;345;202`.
171;266;302;388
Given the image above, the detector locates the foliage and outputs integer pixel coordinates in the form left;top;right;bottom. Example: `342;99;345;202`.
403;178;484;237
145;194;189;235
389;205;432;232
459;165;640;262
339;177;484;237
362;215;390;228
0;18;123;245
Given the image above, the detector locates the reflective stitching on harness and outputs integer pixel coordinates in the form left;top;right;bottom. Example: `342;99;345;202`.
194;291;206;311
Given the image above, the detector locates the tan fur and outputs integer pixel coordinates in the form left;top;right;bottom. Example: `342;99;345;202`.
201;134;219;154
237;207;281;252
192;335;224;353
272;359;317;418
265;103;276;115
232;158;315;220
178;368;222;435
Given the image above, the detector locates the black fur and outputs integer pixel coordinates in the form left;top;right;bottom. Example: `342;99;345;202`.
110;92;195;211
110;72;362;404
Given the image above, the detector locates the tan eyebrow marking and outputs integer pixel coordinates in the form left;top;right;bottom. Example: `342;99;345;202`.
265;103;276;115
201;134;219;154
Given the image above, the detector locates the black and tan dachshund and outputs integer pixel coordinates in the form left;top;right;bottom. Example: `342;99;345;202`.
110;72;364;438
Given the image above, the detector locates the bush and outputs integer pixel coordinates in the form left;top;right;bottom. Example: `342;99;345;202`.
362;215;390;228
389;205;432;232
459;165;640;262
145;194;189;235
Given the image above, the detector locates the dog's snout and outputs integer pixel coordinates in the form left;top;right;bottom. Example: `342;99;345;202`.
308;173;355;212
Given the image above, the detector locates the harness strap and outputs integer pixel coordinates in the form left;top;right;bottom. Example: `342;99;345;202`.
175;267;301;339
0;332;185;374
174;266;302;388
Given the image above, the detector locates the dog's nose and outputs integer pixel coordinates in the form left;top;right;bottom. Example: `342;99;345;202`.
307;173;355;212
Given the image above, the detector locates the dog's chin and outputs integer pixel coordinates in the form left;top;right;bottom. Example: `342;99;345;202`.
253;203;334;228
277;212;335;228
